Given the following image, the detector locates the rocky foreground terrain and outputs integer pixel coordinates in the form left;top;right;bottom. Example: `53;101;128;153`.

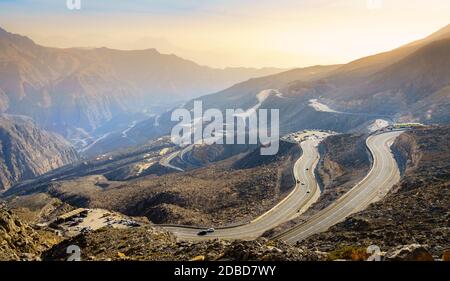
0;203;62;261
3;202;446;261
0;115;79;190
42;226;326;261
1;199;326;261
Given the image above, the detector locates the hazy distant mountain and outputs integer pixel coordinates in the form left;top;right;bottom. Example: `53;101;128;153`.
329;24;450;78
287;36;450;123
81;64;342;156
3;24;447;157
0;114;79;190
84;24;450;155
185;23;450;125
0;26;285;136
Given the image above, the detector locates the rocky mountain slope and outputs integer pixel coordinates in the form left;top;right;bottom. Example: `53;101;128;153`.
0;26;284;137
3;140;300;226
60;142;299;226
298;126;449;260
0;114;79;190
316;38;450;122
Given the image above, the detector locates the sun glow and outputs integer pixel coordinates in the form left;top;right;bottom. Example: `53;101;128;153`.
0;0;449;68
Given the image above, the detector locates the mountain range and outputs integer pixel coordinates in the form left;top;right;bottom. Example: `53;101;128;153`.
0;26;285;137
192;24;450;123
85;24;450;155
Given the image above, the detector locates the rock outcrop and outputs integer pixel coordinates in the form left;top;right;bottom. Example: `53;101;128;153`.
0;203;57;260
385;244;434;261
0;114;79;190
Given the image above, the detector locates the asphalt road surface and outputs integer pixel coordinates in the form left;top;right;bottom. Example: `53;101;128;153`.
159;149;185;171
275;130;404;244
163;135;325;240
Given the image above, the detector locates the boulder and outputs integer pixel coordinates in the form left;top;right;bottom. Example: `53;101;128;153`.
442;249;450;261
189;255;205;261
384;244;434;261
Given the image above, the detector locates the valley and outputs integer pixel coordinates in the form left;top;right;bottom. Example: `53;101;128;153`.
0;20;448;263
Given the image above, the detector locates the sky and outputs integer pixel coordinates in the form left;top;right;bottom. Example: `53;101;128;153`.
0;0;449;68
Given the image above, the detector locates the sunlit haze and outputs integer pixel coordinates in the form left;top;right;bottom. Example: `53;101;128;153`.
1;0;449;68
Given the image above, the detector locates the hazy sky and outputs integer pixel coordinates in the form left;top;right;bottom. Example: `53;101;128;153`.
0;0;449;68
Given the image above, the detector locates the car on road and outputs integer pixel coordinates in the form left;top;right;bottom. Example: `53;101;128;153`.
123;220;140;227
197;230;208;236
307;189;311;193
206;228;215;233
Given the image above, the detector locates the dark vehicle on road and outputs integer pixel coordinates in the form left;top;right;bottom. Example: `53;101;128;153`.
197;230;208;236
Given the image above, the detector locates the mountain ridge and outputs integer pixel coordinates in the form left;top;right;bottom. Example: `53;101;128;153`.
72;24;450;155
0;26;287;137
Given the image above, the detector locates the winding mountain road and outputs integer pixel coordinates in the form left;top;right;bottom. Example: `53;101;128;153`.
159;149;185;172
163;134;326;240
161;130;403;243
275;130;404;244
